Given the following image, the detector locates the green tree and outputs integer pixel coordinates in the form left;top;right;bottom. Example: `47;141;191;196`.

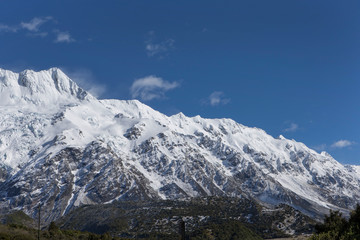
316;210;347;238
311;205;360;240
48;221;60;232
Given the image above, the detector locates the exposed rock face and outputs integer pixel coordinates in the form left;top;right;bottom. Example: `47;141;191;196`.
0;68;359;224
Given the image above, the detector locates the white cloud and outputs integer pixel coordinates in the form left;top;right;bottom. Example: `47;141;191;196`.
54;31;75;43
62;68;105;98
0;23;18;32
1;17;76;44
313;144;327;151
331;140;354;148
130;76;179;101
284;123;299;132
206;91;230;106
145;31;174;57
146;39;174;57
20;17;52;32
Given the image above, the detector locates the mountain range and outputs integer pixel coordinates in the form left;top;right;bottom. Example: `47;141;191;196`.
0;68;359;226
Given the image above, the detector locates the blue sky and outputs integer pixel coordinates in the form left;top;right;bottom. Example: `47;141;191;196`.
0;0;359;165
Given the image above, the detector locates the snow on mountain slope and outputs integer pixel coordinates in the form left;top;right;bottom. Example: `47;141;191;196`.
0;68;93;108
0;68;359;223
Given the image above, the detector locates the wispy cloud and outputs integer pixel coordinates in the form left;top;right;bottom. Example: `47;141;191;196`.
28;32;48;38
54;31;75;43
331;140;355;149
204;91;230;106
145;31;174;57
0;16;75;43
0;23;18;33
62;68;106;98
283;123;299;132
130;75;179;101
313;140;355;152
313;144;327;152
20;16;52;32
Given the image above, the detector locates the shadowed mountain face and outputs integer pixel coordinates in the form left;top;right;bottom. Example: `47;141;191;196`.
57;197;316;239
0;68;359;224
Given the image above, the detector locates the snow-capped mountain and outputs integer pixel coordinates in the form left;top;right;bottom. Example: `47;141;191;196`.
0;68;359;223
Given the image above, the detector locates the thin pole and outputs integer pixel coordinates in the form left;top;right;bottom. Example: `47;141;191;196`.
38;204;41;240
179;219;185;240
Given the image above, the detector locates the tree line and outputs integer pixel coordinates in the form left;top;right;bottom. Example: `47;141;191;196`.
310;204;360;240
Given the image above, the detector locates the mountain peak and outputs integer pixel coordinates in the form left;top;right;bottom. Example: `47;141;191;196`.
0;67;359;225
0;68;94;108
278;135;286;140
